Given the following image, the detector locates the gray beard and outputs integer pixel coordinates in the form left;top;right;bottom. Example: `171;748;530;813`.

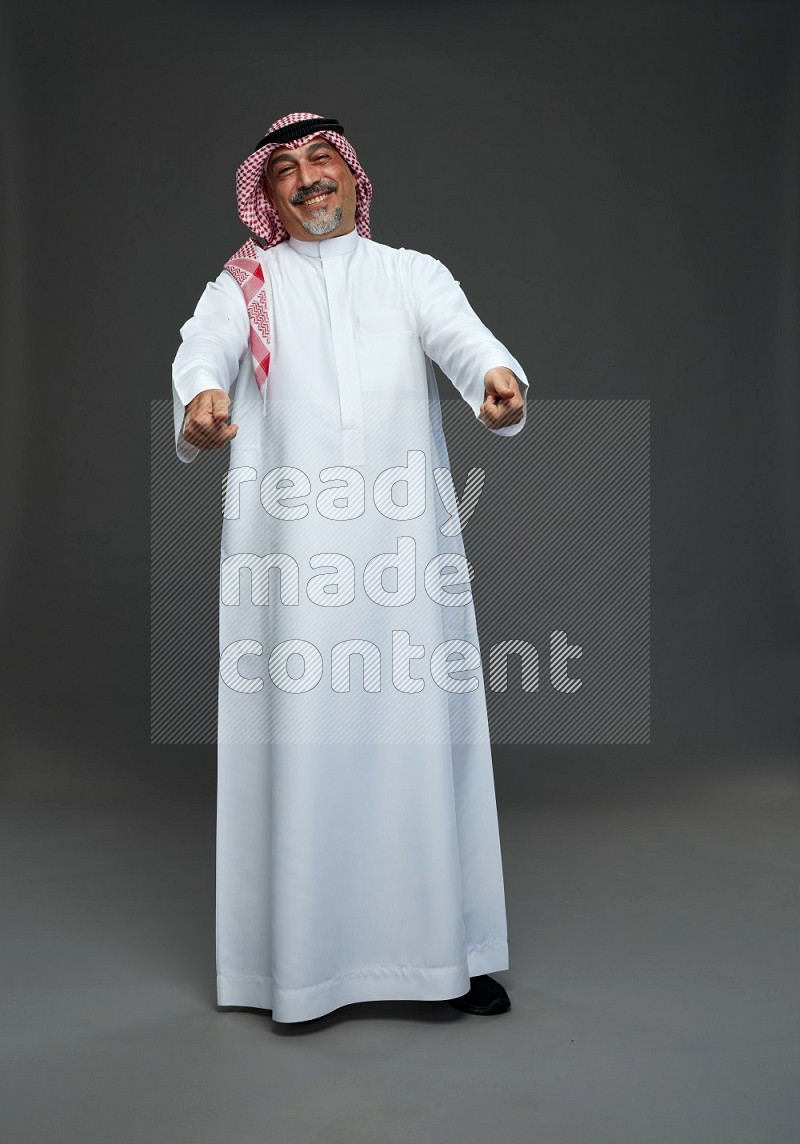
300;205;344;236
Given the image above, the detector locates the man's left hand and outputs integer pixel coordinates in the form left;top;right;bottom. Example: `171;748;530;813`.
480;367;525;430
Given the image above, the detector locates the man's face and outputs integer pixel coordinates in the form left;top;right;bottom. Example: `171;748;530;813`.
263;137;357;241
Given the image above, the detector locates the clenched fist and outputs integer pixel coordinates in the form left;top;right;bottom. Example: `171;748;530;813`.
182;388;239;451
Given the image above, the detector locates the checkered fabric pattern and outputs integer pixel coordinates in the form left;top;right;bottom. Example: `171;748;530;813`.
222;112;373;396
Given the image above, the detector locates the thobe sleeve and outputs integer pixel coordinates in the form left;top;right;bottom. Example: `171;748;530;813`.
171;271;250;464
406;252;530;437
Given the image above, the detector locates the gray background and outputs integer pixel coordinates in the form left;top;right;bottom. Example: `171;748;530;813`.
1;1;799;1141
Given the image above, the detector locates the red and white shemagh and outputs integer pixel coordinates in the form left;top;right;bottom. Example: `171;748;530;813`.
222;112;373;403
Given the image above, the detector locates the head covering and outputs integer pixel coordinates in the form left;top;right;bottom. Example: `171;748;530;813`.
222;113;372;411
236;110;372;248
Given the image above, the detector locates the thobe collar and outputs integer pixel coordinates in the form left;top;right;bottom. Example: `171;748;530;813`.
287;227;360;260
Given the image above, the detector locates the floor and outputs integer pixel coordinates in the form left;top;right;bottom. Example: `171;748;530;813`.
1;699;798;1144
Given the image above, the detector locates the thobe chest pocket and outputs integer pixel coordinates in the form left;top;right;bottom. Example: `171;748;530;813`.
356;308;420;391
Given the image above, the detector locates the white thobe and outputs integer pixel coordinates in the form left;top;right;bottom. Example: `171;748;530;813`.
172;227;529;1022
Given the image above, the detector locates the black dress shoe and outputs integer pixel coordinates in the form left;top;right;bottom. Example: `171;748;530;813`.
446;974;510;1015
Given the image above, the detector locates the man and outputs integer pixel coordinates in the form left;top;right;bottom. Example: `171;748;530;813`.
171;112;529;1023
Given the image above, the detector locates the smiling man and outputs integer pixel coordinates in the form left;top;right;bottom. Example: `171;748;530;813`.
171;111;530;1024
267;135;357;237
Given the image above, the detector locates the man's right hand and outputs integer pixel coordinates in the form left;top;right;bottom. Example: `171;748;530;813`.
182;388;239;451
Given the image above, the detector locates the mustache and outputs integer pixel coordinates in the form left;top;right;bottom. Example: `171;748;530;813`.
291;181;337;204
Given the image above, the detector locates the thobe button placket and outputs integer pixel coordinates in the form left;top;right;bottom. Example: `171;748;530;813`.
320;255;366;467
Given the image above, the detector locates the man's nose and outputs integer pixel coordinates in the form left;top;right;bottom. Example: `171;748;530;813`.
297;161;329;192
